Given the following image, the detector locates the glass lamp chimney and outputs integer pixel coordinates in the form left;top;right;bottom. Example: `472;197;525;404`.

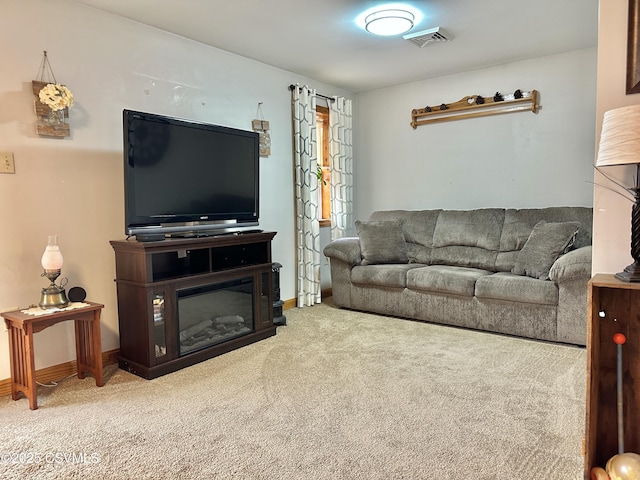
41;235;63;271
39;235;69;309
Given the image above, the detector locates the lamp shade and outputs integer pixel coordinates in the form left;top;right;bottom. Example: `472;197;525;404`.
41;235;63;270
597;104;640;167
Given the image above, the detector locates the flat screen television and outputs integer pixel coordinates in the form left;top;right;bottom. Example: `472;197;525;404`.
123;109;260;241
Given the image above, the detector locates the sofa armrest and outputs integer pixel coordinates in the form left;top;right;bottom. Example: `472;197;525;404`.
549;246;592;284
323;237;362;266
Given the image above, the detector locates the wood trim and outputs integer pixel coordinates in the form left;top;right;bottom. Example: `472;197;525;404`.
0;348;119;398
282;290;332;311
628;0;640;94
316;106;330;167
283;298;297;310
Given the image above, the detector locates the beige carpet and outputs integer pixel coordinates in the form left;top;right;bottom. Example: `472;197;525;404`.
0;300;586;479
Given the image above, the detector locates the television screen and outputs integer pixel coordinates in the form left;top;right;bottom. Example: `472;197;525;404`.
123;110;259;239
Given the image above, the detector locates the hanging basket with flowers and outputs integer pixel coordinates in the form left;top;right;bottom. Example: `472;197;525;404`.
32;51;73;137
38;83;74;125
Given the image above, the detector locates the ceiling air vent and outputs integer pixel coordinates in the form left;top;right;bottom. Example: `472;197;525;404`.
403;27;451;48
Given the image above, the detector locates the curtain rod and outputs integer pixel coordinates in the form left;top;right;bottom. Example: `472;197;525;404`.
289;84;335;102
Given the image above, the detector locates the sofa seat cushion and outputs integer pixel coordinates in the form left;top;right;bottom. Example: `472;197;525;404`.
475;272;558;305
352;264;424;288
407;265;493;296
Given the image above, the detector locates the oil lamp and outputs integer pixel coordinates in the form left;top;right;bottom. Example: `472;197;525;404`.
39;235;69;309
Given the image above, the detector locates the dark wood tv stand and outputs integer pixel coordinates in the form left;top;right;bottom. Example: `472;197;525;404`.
110;232;276;379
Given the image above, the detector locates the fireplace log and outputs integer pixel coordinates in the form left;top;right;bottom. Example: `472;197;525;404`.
179;319;213;341
213;315;245;325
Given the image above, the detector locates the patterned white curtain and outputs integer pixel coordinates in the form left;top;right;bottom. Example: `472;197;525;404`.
329;97;354;240
291;85;321;307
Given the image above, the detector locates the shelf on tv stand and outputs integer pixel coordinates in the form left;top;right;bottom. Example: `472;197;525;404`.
110;232;277;379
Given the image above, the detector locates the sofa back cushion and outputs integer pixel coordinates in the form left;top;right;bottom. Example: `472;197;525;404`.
496;207;593;272
369;210;441;264
430;209;504;270
367;206;593;273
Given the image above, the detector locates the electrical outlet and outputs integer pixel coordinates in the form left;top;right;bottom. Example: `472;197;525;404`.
0;152;15;174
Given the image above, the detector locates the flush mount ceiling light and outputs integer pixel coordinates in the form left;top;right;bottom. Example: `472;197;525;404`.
356;4;422;36
365;9;414;36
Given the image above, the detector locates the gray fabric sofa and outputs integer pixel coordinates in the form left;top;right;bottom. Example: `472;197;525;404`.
323;207;592;346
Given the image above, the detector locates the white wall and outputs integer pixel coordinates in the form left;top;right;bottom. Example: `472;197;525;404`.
354;48;596;220
592;0;640;275
0;0;353;380
0;0;603;384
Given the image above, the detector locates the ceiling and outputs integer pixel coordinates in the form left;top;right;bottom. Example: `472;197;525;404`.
69;0;599;93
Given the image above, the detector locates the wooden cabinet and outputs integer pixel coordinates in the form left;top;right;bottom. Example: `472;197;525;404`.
584;274;640;476
110;232;276;379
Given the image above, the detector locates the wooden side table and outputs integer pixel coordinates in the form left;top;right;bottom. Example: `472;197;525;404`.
584;274;640;476
1;301;104;410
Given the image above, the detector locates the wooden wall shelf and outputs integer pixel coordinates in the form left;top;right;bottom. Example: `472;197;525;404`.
410;90;539;128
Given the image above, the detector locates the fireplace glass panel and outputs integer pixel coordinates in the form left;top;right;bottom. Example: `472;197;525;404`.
177;277;255;356
153;294;166;358
261;272;270;324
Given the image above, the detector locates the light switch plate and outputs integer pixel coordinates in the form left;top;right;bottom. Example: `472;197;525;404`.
0;152;15;174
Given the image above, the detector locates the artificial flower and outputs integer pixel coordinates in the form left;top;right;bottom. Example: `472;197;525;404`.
38;83;74;111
